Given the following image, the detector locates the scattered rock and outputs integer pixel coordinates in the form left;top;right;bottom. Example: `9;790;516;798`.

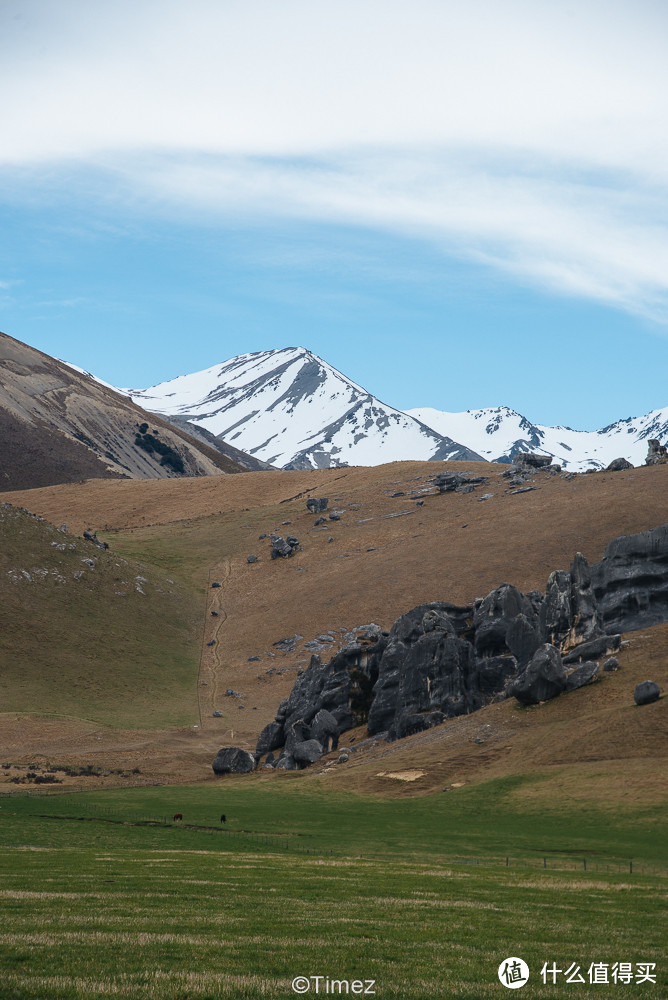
314;517;327;526
212;747;256;775
224;688;242;698
211;581;221;588
207;639;215;646
270;534;299;559
83;530;108;550
390;491;405;497
328;536;334;543
213;710;223;717
248;655;261;662
603;656;619;672
247;555;258;564
633;681;660;705
211;611;219;617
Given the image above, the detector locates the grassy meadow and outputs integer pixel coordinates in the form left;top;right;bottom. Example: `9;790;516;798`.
0;778;666;1000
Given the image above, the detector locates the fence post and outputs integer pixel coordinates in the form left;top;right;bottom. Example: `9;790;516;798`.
630;861;633;874
583;858;586;871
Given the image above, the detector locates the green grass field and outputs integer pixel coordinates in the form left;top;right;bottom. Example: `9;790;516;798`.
1;778;665;999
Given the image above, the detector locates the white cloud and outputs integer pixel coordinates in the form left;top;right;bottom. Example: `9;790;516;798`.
1;0;668;319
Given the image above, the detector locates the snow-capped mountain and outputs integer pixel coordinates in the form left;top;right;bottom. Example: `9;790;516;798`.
126;348;483;469
408;405;668;472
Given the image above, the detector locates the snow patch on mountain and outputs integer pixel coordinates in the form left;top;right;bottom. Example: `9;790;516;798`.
408;405;668;472
126;348;482;469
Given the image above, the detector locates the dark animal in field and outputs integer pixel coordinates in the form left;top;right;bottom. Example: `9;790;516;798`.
173;813;183;821
220;814;226;823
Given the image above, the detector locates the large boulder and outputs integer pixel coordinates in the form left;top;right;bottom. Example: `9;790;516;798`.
508;644;567;705
212;747;257;775
563;634;620;665
606;457;633;471
633;681;660;705
514;452;552;469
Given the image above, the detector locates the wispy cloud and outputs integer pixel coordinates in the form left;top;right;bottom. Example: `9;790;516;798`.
1;0;667;321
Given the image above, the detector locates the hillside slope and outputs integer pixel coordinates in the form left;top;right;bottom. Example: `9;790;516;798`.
0;331;252;491
2;460;666;793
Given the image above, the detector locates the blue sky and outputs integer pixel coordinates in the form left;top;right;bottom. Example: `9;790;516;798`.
1;0;668;429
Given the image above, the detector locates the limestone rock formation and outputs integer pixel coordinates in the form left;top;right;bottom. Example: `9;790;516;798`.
590;524;668;632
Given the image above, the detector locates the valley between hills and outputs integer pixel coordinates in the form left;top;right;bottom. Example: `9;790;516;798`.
1;459;666;808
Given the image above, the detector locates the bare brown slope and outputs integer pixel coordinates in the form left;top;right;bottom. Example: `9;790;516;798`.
0;330;249;489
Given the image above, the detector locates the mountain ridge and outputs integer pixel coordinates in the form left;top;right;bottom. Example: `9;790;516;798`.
124;346;667;472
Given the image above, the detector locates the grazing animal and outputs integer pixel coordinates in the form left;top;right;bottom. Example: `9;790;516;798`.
220;814;226;823
173;813;183;822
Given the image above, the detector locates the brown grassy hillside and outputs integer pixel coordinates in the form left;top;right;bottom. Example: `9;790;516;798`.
1;460;666;795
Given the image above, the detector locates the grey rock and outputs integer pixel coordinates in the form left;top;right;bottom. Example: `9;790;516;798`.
256;720;284;755
390;491;405;497
563;634;620;664
212;747;256;775
275;752;298;770
224;688;242;697
606;457;633;471
211;581;221;588
259;533;267;539
247;554;258;563
329;513;341;521
565;660;599;692
59;523;68;532
206;639;216;646
248;655;261;661
314;517;327;526
213;710;223;717
306;497;329;513
514;452;552;469
328;536;334;543
633;681;660;705
603;656;619;672
292;739;325;764
270;536;293;559
508;644;567;705
646;440;668;465
569;552;605;643
590;524;668;633
83;529;108;550
309;708;340;752
338;753;349;763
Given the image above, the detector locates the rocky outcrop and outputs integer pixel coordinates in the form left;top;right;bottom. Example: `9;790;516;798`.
212;521;668;774
270;534;300;559
306;497;329;513
590;524;668;633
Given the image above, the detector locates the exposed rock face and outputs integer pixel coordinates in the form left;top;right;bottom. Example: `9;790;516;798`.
212;747;257;775
590;524;668;632
645;440;668;465
633;681;660;705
